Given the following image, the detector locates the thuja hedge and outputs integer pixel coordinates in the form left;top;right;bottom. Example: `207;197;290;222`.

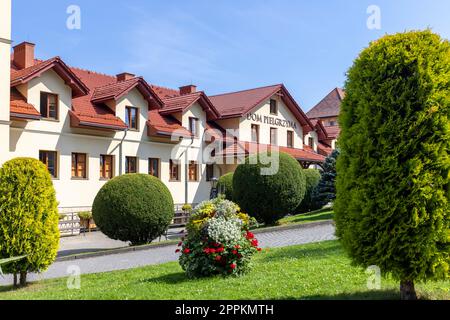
218;173;234;201
295;169;322;213
233;152;306;224
0;158;60;286
93;174;174;245
335;30;450;300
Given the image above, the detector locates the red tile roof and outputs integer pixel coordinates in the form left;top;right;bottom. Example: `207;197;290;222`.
210;84;313;132
307;88;345;119
147;110;192;138
10;88;41;120
10;57;89;98
215;140;325;163
160;91;220;119
324;126;341;139
317;142;333;157
150;85;180;100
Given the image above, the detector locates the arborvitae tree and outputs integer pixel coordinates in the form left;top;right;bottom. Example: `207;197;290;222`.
0;158;60;286
335;30;450;300
314;149;340;208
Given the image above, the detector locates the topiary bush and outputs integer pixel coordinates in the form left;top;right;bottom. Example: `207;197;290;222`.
178;197;260;278
335;30;450;300
92;174;174;245
295;169;322;213
233;152;306;224
0;158;60;286
217;173;234;201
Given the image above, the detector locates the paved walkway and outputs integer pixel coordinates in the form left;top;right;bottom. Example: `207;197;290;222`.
0;222;336;286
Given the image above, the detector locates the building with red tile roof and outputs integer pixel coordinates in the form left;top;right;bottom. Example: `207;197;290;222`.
1;37;328;210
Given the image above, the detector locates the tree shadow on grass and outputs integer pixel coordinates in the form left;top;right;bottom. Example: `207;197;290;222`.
139;272;191;285
288;212;334;224
260;241;343;263
295;289;400;300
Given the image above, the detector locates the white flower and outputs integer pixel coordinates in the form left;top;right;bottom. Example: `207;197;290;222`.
206;217;243;244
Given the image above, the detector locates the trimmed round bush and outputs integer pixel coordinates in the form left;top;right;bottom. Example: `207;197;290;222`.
93;174;174;245
217;173;234;200
295;169;322;213
233;152;306;224
0;158;60;286
335;30;450;300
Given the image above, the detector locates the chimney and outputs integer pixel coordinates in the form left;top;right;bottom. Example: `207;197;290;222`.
116;72;135;82
179;85;197;95
13;42;35;69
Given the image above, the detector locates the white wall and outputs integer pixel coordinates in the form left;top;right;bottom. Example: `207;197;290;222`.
0;0;11;164
238;95;303;149
9;70;214;209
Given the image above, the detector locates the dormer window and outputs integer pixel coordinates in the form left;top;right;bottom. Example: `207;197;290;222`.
270;99;278;115
189;117;199;137
125;107;139;130
40;92;58;120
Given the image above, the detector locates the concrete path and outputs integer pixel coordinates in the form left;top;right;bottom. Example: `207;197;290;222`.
0;222;336;286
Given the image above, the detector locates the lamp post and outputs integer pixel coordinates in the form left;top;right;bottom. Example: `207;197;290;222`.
210;177;219;199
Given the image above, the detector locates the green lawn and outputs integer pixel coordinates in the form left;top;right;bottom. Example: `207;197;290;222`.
0;240;448;300
277;208;334;226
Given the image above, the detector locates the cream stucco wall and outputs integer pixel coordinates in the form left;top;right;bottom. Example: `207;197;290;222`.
0;0;11;164
238;95;303;149
7;70;216;209
304;131;319;152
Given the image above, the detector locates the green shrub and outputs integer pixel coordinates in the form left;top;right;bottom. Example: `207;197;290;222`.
178;197;260;278
335;30;450;300
0;158;60;286
92;174;174;245
233;152;306;224
217;173;234;200
77;211;93;220
295;169;322;213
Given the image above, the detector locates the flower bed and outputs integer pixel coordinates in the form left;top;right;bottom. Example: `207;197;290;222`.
177;197;261;278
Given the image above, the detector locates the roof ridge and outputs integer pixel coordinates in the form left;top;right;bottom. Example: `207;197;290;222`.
69;65;117;79
210;84;282;98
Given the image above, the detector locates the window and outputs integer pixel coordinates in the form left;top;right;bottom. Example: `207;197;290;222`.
188;161;199;182
270;128;278;145
100;155;114;179
125;107;139;130
189;117;199;137
72;153;87;179
149;158;160;178
251;124;260;143
40;92;58;120
125;156;138;174
309;137;315;148
270;99;278;115
39;151;58;178
328;121;337;126
287;131;294;148
206;164;214;182
170;160;180;181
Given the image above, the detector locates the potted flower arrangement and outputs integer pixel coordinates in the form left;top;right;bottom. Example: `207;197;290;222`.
77;211;94;232
177;196;261;278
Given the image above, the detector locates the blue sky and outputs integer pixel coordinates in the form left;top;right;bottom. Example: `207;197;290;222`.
11;0;450;111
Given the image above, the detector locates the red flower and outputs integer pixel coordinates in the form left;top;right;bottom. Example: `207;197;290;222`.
203;248;211;254
178;242;183;247
183;248;191;254
216;247;224;253
232;250;238;255
234;245;241;249
230;263;237;270
237;254;242;259
175;249;181;253
215;256;222;262
257;248;262;252
246;231;255;240
213;242;221;247
251;239;259;247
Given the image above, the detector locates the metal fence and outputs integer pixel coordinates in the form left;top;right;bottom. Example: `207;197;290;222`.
58;203;199;237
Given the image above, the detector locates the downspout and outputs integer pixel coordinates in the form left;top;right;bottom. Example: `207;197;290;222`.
119;128;129;175
178;135;195;204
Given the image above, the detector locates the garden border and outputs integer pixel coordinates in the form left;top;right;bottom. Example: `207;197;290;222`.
56;220;334;262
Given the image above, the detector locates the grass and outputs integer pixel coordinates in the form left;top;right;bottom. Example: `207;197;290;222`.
0;240;448;300
277;208;334;226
